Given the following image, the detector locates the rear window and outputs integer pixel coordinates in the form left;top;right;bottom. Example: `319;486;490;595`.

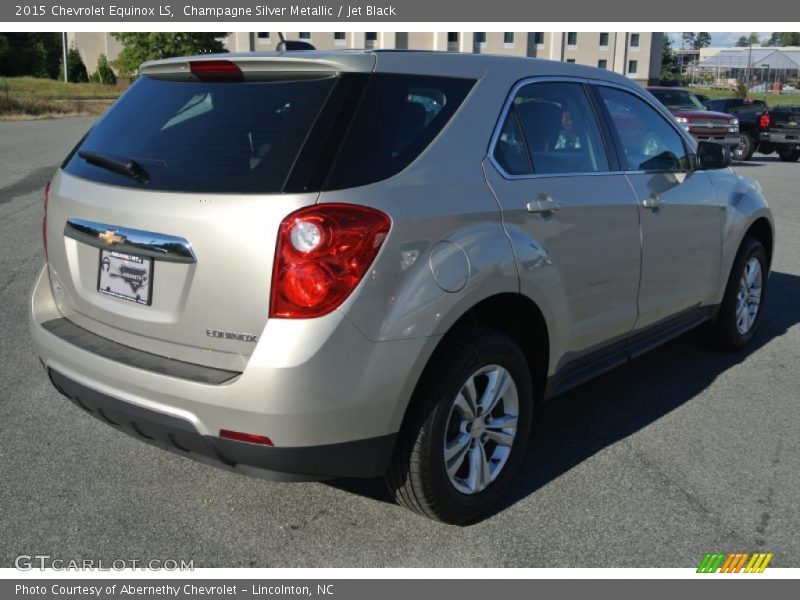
63;72;474;194
64;74;338;194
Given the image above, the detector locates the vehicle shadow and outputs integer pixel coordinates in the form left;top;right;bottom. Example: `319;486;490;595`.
733;155;789;167
329;271;800;523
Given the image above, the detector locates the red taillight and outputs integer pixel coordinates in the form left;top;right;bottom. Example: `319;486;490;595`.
42;180;50;261
189;60;243;82
270;204;391;319
219;429;274;446
759;113;771;129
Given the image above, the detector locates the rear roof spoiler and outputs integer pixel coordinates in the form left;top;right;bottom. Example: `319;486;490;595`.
139;52;376;76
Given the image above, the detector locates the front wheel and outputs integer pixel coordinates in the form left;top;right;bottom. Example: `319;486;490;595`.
778;147;800;162
385;327;533;524
710;237;768;351
732;135;755;161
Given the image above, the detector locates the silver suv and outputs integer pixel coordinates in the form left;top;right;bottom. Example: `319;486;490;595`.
30;51;774;524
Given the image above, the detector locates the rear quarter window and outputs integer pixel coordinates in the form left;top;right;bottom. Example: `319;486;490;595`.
322;74;474;190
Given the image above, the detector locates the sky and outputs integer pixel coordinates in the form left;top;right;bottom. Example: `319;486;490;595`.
666;32;771;48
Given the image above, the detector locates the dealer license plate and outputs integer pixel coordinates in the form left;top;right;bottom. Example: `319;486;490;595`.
97;249;153;306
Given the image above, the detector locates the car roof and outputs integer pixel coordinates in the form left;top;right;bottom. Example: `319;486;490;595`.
140;50;639;90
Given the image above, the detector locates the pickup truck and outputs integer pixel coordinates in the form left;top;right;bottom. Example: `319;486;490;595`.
647;87;740;153
703;98;767;161
758;105;800;162
705;98;800;162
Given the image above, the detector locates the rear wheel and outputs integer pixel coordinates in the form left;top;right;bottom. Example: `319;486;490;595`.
710;237;768;351
778;147;800;162
385;327;533;524
732;134;755;161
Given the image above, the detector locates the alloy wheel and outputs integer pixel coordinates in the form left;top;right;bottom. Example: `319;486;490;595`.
443;364;519;495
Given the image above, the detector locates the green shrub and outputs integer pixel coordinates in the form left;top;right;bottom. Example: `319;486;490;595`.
90;54;117;85
62;45;89;83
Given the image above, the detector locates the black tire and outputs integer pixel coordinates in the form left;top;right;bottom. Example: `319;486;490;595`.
732;135;755;161
778;147;800;162
385;327;533;524
710;237;769;351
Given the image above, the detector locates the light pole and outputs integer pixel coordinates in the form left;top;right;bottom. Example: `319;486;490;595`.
62;32;68;82
761;63;770;102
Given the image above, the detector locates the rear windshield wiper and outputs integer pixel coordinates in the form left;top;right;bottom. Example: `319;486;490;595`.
78;151;150;183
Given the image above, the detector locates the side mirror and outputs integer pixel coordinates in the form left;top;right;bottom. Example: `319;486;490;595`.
696;141;733;170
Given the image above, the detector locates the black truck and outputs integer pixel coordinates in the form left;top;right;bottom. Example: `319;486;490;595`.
705;98;800;162
759;105;800;162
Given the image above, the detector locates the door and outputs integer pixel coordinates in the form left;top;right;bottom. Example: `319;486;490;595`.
595;85;724;330
485;80;642;362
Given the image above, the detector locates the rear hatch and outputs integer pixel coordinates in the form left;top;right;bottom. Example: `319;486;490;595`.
46;54;374;370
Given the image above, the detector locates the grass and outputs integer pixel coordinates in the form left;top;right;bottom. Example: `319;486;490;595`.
686;86;800;107
0;76;126;120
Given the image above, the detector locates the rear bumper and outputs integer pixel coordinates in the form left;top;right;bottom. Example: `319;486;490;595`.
48;368;396;480
759;131;800;145
30;266;432;479
690;132;741;146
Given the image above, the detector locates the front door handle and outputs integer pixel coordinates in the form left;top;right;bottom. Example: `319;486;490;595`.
526;194;562;214
642;194;665;209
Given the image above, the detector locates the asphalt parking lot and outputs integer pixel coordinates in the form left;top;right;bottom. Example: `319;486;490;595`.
1;117;798;568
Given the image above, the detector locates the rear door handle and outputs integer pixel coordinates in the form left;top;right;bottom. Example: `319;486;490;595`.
526;194;562;214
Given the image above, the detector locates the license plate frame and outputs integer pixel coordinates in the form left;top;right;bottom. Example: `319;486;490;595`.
97;249;154;306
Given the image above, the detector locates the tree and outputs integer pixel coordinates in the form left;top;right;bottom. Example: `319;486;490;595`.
736;36;750;47
660;35;677;84
695;32;712;49
764;32;800;47
0;33;62;78
112;33;228;77
90;54;117;85
62;45;88;83
681;32;696;49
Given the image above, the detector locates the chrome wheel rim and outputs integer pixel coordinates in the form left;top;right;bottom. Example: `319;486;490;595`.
736;257;763;335
443;364;519;495
733;135;748;159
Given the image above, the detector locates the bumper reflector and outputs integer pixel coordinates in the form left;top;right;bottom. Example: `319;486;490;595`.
219;429;274;446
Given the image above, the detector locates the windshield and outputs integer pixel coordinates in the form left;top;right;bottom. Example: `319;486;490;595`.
650;89;705;111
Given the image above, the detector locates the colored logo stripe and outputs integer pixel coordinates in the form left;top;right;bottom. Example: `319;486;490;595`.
697;552;773;573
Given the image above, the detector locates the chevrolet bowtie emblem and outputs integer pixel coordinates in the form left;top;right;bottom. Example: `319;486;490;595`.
98;230;124;245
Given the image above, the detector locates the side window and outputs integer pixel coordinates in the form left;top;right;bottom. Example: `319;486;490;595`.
493;108;531;175
598;86;689;172
493;81;610;176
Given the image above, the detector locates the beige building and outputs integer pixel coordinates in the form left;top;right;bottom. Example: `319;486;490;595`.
70;31;663;85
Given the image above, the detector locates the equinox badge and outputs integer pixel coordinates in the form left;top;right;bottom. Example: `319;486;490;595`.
206;329;257;343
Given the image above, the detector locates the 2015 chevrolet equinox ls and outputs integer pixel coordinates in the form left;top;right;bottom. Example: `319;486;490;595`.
30;51;774;524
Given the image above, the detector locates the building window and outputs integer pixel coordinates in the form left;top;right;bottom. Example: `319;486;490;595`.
504;32;515;45
334;32;346;45
299;32;311;40
474;32;487;46
366;32;378;42
599;32;609;47
566;59;576;63
598;59;608;69
257;32;270;40
447;32;459;44
630;33;640;47
628;60;638;74
567;32;577;46
533;32;545;46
